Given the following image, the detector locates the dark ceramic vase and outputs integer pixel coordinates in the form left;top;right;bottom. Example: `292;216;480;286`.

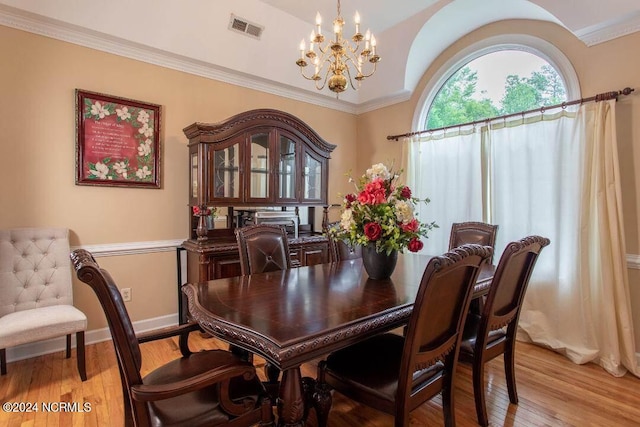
361;245;398;280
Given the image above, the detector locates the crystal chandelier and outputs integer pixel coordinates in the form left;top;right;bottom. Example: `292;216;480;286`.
295;0;381;95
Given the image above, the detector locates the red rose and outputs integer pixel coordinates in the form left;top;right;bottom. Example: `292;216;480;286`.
345;193;357;208
358;178;387;205
401;218;419;233
400;186;412;199
192;206;201;215
364;222;382;241
408;238;424;252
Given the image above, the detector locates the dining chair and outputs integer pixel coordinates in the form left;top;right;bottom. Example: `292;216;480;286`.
326;221;362;262
235;224;292;393
0;227;87;380
315;244;494;427
458;235;550;427
235;224;292;276
448;222;498;264
70;249;274;427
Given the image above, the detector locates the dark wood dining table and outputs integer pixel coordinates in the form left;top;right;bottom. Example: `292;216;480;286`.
182;253;494;427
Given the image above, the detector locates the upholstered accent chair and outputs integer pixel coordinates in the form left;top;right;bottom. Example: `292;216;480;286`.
315;244;494;427
71;249;274;427
448;222;499;264
0;227;87;379
235;224;292;276
459;235;550;426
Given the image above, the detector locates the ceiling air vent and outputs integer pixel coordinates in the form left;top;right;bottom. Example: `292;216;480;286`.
229;14;264;40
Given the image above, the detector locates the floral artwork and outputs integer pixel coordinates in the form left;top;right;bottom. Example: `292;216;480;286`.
330;163;437;254
75;90;161;188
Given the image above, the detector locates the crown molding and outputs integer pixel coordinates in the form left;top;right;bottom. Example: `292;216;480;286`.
575;11;640;46
355;89;413;114
0;4;358;114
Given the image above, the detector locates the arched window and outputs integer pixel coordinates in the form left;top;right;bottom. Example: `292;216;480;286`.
426;51;567;129
413;35;580;132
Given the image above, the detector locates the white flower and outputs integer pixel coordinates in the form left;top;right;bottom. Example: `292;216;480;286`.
137;141;151;156
113;161;128;178
90;101;110;119
136;166;152;179
138;123;153;138
89;162;109;179
394;200;414;223
137;110;150;124
365;163;391;181
340;208;354;231
116;106;131;121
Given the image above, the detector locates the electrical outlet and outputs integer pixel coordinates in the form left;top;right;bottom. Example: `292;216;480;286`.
121;288;132;302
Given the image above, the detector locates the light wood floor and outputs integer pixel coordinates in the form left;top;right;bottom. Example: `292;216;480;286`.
2;333;639;427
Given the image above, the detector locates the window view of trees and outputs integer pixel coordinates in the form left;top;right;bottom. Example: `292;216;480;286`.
426;57;567;130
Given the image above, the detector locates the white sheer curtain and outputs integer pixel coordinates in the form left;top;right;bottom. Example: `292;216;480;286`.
407;100;640;377
406;128;483;254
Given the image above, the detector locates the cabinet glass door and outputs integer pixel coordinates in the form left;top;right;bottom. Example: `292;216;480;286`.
303;152;323;201
211;145;240;199
249;133;270;199
190;152;198;200
278;135;297;200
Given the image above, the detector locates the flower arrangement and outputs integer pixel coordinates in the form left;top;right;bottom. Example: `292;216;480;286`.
192;205;217;218
331;163;436;255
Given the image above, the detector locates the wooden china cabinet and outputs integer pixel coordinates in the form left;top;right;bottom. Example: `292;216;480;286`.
180;109;336;321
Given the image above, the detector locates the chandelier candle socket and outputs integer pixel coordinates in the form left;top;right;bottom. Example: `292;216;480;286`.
296;0;381;95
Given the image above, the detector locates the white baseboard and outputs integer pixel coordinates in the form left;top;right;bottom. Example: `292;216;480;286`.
4;313;179;365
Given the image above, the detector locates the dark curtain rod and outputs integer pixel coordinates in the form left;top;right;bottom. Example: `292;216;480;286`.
387;87;635;141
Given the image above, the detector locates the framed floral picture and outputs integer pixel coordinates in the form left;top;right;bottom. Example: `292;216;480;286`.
75;89;161;188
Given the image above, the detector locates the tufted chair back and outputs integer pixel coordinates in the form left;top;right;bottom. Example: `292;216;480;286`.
0;227;86;379
0;228;74;316
235;224;292;276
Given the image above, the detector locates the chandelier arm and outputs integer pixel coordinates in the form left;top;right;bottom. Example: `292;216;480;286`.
299;67;319;81
342;63;359;91
358;61;378;79
314;68;330;91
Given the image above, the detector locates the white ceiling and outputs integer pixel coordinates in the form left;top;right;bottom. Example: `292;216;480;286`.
258;0;441;34
1;0;639;113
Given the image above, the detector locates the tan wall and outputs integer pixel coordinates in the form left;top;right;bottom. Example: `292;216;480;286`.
0;25;357;330
356;19;640;350
2;20;639;349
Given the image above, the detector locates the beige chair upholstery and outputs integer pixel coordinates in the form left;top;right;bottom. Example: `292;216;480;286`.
0;228;87;380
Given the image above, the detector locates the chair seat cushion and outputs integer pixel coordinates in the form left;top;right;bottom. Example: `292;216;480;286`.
460;313;506;355
324;333;444;405
144;349;265;427
0;305;87;347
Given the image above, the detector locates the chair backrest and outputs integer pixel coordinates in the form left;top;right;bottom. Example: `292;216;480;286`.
398;244;493;411
326;221;362;263
235;224;292;275
0;228;74;317
479;235;550;345
449;222;498;263
70;249;144;386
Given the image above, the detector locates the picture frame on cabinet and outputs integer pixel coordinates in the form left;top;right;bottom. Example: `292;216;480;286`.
75;89;162;188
